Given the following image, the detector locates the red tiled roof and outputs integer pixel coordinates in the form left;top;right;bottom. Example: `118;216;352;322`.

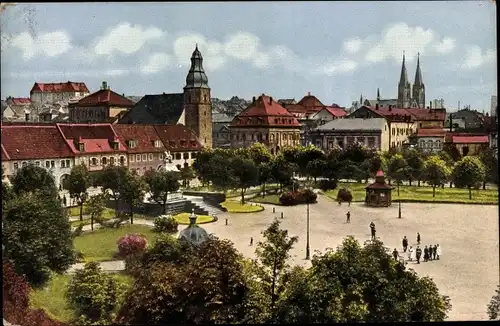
112;125;166;153
325;107;347;117
297;94;324;110
231;94;301;128
71;89;134;108
416;128;447;137
153;125;202;152
31;81;89;93
9;98;32;105
1;125;74;160
56;123;126;154
376;170;384;177
451;135;489;144
406;108;446;121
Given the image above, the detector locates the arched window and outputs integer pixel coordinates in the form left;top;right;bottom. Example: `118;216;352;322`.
419;140;426;148
435;140;441;150
119;156;126;166
110;157;115;165
101;157;107;165
427;140;433;148
242;134;246;141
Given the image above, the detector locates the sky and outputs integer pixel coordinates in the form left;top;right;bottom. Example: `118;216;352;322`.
0;2;497;112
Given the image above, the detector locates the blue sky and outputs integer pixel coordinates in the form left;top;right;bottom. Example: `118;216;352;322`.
0;2;496;111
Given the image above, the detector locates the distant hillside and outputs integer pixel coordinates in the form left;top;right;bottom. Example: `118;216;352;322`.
211;96;250;116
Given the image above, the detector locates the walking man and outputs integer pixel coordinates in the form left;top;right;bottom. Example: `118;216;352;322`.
428;245;433;261
432;244;438;260
392;248;399;261
250;237;253;246
423;246;429;262
346;211;351;223
402;236;408;253
417;232;421;245
416;246;422;264
369;222;376;240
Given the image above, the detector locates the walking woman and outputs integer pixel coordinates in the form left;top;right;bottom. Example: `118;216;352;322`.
408;246;414;261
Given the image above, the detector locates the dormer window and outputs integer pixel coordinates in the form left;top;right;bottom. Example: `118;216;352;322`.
128;140;137;148
153;140;161;148
169;141;176;147
78;143;85;152
111;139;120;150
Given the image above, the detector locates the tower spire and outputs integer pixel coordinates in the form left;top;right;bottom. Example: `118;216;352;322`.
399;52;408;85
184;45;209;89
414;52;423;85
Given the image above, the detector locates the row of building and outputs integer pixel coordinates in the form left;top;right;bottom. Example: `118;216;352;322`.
1;123;202;188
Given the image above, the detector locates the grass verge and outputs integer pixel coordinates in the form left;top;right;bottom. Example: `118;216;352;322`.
221;200;264;213
173;212;215;225
324;182;498;205
73;225;156;262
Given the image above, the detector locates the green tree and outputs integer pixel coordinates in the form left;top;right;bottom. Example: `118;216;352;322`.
66;261;124;325
479;147;498;188
207;149;237;192
277;236;451;322
86;193;107;231
64;164;92;222
258;161;273;197
144;169;180;214
452;156;486;200
342;142;372;165
179;166;196;188
387;153;409;195
255;220;298;320
95;166;128;216
487;284;500;320
192;149;213;187
231;156;260;204
270;155;296;191
116;237;249;324
119;170;147;224
323;146;343;181
247;142;272;165
2;192;74;287
11;164;58;197
297;145;325;177
422;156;452;197
306;159;326;182
403;148;426;186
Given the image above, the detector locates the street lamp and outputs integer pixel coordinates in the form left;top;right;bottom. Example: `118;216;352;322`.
306;201;310;260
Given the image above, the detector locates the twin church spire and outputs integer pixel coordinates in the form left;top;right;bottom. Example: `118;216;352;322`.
397;52;425;109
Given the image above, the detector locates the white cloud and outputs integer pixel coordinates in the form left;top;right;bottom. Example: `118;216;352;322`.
461;45;496;70
94;22;164;56
343;38;363;54
9;30;72;60
224;31;261;60
317;59;358;76
140;52;172;74
364;22;435;63
434;37;456;54
253;52;270;69
9;69;131;79
172;33;226;71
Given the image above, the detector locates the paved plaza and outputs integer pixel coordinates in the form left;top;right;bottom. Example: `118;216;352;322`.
202;196;499;321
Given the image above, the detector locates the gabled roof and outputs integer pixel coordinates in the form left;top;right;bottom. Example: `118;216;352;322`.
112;124;166;153
118;93;184;124
7;98;32;105
297;94;324;109
316;117;387;131
56;123;126;154
153;125;202;152
231;94;301;128
324;107;347;118
71;89;135;108
31;81;89;93
1;125;74;160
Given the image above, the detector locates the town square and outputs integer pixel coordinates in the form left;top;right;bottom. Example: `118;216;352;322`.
1;1;498;325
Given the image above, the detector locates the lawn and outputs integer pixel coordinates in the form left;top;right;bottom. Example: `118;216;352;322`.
70;216;113;227
250;194;281;205
67;205;115;219
221;200;264;213
324;182;499;204
30;272;134;323
73;225;156;262
173;212;215;225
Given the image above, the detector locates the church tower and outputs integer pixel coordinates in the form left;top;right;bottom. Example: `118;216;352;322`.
412;53;425;108
397;53;411;108
183;45;212;148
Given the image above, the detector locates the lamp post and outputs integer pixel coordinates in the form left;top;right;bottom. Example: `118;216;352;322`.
398;182;402;219
306;201;310;260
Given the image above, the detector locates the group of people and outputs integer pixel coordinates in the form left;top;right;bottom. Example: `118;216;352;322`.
395;234;441;264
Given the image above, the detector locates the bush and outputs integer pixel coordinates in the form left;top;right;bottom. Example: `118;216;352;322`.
279;192;296;206
301;188;318;203
337;188;353;202
318;179;338;191
153;215;179;234
117;233;148;258
124;253;144;278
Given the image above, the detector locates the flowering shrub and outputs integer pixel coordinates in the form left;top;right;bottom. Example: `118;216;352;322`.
279;192;296;206
153;215;179;234
117;233;148;258
301;188;318;203
279;189;317;206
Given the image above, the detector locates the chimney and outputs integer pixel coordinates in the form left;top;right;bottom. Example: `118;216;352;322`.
307;92;311;96
375;103;379;110
102;81;108;90
252;96;256;104
388;105;392;112
430;101;432;109
269;97;273;104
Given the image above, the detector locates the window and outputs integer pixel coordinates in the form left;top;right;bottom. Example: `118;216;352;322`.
148;153;153;161
110;157;115;165
102;157;107;165
35;161;40;167
435;140;442;149
78;143;85;152
183;153;189;160
368;137;375;148
128;140;137;148
159;153;164;160
50;161;55;168
142;154;147;161
420;140;426;148
136;154;141;162
92;157;98;166
175;153;182;160
191;152;197;159
130;155;135;162
153;140;161;148
21;162;27;168
357;137;365;144
45;161;50;168
66;160;71;168
427;140;433;148
347;137;355;145
14;163;19;170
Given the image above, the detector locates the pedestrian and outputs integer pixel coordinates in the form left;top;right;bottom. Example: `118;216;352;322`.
436;244;441;260
346;211;351;223
408;246;414;261
250;237;253;246
417;232;421;245
423;245;429;262
432;244;437;260
338;199;342;206
369;222;376;240
392;248;399;261
428;245;433;261
402;236;408;253
416;246;422;264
